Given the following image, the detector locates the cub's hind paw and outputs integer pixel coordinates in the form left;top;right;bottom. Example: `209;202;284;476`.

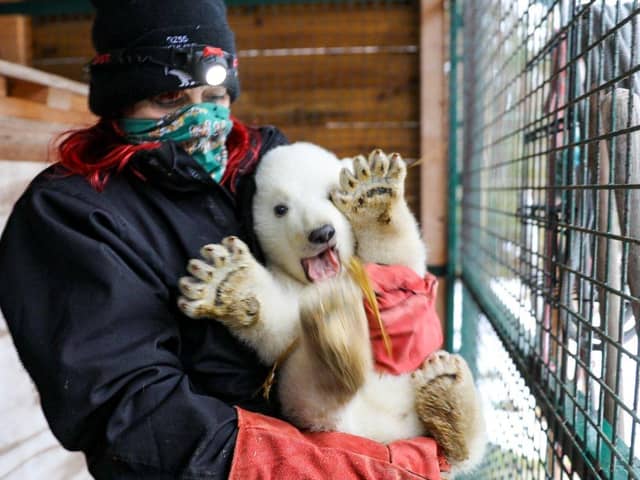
331;149;406;225
177;236;260;328
412;351;481;465
412;350;462;386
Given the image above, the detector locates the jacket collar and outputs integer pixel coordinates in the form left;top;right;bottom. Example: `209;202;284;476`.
129;141;223;193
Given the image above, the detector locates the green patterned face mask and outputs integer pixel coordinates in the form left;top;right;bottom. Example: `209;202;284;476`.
120;103;234;182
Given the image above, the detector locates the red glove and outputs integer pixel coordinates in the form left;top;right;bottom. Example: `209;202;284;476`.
365;263;443;375
230;408;449;480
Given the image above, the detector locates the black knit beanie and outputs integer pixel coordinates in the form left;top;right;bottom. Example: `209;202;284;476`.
89;0;239;117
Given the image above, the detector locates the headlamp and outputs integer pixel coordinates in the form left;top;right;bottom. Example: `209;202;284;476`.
195;46;231;86
91;44;238;88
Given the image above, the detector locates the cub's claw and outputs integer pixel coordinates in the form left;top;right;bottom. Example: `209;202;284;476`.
177;236;260;327
331;149;407;225
412;350;462;385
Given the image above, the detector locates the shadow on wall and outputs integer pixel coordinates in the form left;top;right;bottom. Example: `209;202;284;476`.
0;160;91;480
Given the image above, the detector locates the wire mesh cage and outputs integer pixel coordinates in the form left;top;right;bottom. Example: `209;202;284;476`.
451;0;640;478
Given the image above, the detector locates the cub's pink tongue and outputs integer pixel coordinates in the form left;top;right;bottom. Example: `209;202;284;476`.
302;248;340;282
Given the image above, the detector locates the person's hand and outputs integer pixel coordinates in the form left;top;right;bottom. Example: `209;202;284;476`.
230;407;447;480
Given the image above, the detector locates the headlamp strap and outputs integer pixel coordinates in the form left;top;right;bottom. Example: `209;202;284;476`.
90;44;235;70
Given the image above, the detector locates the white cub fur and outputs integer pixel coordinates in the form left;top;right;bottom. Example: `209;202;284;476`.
252;144;355;286
178;142;486;474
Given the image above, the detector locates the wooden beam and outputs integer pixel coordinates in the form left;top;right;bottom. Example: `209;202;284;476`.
0;12;31;64
0;96;95;124
420;0;448;324
31;15;93;59
0;116;72;162
230;3;418;50
0;76;7;97
240;53;418;91
234;86;419;127
0;59;88;95
280;125;419;159
8;81;88;112
30;6;418;59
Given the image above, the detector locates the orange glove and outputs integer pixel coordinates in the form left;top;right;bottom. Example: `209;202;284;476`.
230;408;449;480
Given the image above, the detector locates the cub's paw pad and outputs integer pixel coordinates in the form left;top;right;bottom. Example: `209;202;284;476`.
177;236;259;327
331;149;407;224
412;350;462;386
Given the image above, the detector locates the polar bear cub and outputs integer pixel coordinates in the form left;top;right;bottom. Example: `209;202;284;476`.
178;142;485;471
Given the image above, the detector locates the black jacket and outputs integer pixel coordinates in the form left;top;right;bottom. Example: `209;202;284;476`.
0;127;288;479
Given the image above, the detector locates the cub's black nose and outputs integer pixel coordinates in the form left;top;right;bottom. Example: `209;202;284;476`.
308;224;335;244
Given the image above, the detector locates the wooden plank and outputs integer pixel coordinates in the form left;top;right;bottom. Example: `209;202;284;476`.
240;53;418;90
68;91;89;112
0;59;88;95
46;88;73;110
234;86;419;126
279;124;419;158
26;62;87;83
30;6;417;61
9;80;88;112
0;96;95;125
0;116;71;162
419;0;447;321
35;52;419;95
0;130;53;161
0;14;31;64
7;80;48;102
230;3;418;49
31;16;93;59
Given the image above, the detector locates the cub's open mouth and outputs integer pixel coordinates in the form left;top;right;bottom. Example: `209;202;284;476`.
301;247;341;282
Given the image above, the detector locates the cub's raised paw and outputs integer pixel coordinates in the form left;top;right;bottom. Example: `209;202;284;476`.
177;236;260;328
412;351;483;465
331;149;406;225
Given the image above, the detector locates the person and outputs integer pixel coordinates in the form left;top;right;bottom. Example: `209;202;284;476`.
0;0;448;478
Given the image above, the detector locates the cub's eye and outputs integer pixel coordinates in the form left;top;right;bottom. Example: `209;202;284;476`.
274;204;289;217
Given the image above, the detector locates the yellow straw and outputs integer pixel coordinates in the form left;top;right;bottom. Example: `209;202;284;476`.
348;257;393;358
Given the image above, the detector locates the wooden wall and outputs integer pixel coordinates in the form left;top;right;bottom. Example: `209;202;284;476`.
29;2;423;215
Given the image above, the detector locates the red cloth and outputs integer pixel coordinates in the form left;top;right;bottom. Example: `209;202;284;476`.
230;407;446;479
364;264;443;375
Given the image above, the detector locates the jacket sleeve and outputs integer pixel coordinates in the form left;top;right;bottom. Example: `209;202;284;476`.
0;185;238;478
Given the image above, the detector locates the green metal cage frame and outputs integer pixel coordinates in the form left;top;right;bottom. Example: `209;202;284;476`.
449;0;640;478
